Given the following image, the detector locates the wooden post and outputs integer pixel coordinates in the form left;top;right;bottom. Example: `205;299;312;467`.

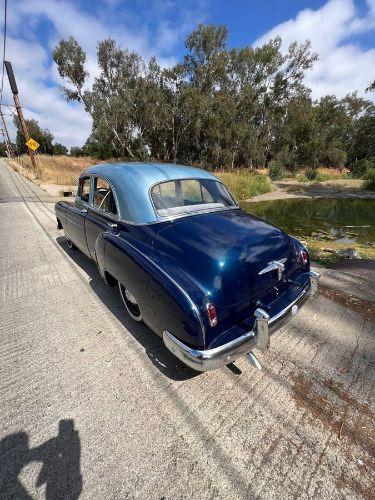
0;110;14;157
4;61;39;177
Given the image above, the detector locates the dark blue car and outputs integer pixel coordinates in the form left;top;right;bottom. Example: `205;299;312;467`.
55;162;319;371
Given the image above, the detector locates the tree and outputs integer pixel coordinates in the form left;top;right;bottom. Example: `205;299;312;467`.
53;143;68;155
52;25;373;170
70;146;85;157
53;37;88;104
13;118;54;154
0;142;7;156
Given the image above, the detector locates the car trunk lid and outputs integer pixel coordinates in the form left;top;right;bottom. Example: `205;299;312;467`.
154;209;299;307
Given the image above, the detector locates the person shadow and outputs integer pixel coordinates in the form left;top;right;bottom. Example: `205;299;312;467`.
0;419;82;499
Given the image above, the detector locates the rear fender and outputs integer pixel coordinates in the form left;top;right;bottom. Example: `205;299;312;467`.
103;233;206;348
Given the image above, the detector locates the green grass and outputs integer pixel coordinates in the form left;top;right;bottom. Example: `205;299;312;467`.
216;171;272;200
363;168;375;191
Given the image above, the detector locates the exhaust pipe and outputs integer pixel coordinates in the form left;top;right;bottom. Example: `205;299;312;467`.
246;351;262;370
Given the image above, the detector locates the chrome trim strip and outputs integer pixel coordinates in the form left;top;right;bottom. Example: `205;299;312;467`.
117;207;242;226
88;204;119;223
117;237;206;342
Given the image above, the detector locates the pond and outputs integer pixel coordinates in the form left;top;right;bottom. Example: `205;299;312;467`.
240;198;375;244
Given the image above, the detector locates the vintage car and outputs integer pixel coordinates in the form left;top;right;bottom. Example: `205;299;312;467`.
55;162;319;371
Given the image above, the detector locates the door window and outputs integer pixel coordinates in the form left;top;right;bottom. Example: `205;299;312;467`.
92;177;118;216
77;177;90;204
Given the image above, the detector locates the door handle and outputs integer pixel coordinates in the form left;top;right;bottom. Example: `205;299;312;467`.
108;223;118;229
80;208;88;214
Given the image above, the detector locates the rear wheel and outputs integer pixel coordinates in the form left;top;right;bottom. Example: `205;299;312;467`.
66;236;77;250
119;283;143;322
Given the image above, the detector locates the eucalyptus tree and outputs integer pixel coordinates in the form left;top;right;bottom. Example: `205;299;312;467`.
52;25;374;170
53;37;143;158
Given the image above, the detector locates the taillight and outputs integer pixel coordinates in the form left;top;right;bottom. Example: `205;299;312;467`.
206;303;217;327
301;250;309;266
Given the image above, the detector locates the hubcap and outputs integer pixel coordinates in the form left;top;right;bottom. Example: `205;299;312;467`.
119;284;142;321
124;289;137;305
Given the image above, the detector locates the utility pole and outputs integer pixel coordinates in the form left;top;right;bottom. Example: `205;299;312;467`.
4;60;39;175
0;109;14;157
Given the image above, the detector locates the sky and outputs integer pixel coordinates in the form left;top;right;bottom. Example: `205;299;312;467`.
2;0;375;148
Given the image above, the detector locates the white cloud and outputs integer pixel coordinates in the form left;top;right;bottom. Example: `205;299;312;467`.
3;0;204;148
254;0;375;100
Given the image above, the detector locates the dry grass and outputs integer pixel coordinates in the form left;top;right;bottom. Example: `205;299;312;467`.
13;154;100;186
9;156;273;200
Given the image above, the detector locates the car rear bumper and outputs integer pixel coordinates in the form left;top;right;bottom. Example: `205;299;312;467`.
163;270;320;372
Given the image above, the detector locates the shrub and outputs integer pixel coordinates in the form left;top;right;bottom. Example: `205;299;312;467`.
349;158;375;178
306;167;318;180
268;160;284;180
363;168;375;191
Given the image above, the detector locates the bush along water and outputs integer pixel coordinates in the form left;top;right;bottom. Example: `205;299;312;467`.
268;160;284;180
363;167;375;191
349;158;375;178
305;167;318;181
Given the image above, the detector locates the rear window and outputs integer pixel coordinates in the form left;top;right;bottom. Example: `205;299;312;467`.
151;178;236;218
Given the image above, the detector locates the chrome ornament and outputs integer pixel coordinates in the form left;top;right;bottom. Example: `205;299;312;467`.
258;258;287;281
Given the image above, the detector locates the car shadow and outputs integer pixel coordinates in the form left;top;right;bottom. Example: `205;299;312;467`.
0;419;82;499
56;236;199;381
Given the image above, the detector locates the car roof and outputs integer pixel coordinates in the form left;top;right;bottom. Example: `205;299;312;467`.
82;162;219;224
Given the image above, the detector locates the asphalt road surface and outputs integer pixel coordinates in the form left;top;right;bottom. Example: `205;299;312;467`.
0;160;374;499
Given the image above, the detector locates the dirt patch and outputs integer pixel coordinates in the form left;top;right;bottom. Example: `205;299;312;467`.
323;379;374;418
290;374;374;450
319;285;375;322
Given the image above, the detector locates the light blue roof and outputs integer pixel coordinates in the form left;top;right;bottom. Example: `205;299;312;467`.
83;162;219;224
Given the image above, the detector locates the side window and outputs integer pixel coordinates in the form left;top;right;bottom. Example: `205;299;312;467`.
92;177;117;216
77;177;90;204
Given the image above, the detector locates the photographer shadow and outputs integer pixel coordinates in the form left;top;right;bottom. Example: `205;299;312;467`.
0;419;82;499
56;236;199;381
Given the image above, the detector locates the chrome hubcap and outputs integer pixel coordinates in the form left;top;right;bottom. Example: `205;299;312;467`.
124;289;137;305
119;283;142;321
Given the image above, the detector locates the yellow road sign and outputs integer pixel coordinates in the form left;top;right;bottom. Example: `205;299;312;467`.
26;138;40;151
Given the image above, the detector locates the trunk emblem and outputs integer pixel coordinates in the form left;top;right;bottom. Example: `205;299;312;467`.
258;258;287;281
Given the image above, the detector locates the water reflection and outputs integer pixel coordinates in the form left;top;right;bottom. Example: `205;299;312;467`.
241;198;375;243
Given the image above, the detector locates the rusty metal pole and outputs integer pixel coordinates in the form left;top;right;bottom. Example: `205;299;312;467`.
4;61;39;175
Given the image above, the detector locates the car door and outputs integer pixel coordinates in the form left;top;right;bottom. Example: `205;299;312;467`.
66;175;91;256
85;175;119;260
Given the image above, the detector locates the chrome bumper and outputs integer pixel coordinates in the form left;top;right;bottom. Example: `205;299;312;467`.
163;270;320;372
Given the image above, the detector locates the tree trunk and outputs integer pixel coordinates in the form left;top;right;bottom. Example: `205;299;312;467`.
172;114;177;163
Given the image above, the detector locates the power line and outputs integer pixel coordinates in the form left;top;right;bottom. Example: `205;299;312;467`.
0;0;7;106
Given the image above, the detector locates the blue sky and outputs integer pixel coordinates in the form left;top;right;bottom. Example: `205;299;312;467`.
3;0;375;147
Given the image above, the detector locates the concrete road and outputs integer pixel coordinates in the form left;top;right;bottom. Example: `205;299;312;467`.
0;160;374;499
